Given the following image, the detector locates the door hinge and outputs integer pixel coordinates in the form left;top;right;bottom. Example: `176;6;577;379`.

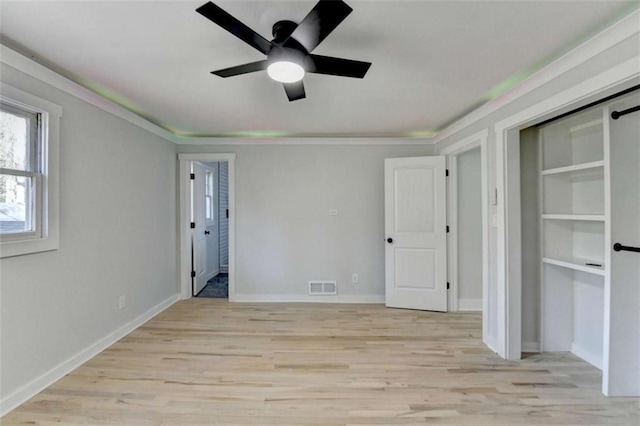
190;173;195;180
446;169;449;177
446;226;450;233
447;282;450;290
226;209;229;219
191;271;196;278
190;222;196;229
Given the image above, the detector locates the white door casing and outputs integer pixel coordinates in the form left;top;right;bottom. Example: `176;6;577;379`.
192;162;208;296
494;60;639;361
385;156;448;312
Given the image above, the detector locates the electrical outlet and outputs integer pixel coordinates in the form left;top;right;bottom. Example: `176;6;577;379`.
352;273;359;283
118;295;126;310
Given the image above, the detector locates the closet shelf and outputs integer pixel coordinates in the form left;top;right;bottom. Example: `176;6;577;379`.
542;214;605;221
541;160;605;176
542;257;606;276
569;118;603;134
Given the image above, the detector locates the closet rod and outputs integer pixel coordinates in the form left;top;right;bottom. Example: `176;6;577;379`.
613;243;640;253
611;105;640;120
536;84;640;127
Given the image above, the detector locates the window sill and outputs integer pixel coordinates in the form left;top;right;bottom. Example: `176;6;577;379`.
0;234;59;258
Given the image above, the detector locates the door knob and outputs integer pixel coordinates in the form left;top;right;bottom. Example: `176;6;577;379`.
387;238;393;243
204;230;210;235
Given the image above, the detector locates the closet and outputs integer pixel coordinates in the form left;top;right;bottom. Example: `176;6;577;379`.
520;89;640;396
538;107;607;368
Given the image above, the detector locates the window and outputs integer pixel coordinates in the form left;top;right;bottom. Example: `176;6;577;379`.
1;103;40;236
0;83;60;258
205;169;215;225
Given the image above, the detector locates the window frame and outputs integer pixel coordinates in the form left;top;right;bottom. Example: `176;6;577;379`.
0;82;61;258
1;102;41;238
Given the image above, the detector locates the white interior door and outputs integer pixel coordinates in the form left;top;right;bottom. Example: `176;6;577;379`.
606;94;640;396
385;156;447;311
192;162;208;296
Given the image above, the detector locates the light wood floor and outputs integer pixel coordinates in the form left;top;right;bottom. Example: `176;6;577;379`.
3;300;639;425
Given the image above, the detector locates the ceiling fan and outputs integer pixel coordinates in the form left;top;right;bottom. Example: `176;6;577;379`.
196;0;372;102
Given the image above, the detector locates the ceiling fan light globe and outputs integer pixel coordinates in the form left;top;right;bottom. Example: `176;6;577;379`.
267;61;305;83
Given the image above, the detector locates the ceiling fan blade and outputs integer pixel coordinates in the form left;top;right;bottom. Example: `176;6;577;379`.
309;55;371;78
196;2;272;54
285;0;352;53
283;81;306;102
211;60;268;78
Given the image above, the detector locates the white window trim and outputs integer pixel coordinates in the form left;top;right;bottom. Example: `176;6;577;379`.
0;82;61;258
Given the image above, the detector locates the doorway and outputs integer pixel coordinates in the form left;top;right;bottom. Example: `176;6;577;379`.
455;147;483;312
192;161;230;298
440;130;491;347
178;153;236;301
497;79;640;396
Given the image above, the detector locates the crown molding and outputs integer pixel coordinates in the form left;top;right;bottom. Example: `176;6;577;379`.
0;44;180;144
0;43;432;146
432;7;640;145
174;136;432;145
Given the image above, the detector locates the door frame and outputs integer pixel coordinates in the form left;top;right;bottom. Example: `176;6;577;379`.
494;58;639;363
178;153;236;300
440;129;490;345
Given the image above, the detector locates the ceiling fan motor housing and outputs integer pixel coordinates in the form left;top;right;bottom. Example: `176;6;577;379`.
271;20;297;42
268;20;312;71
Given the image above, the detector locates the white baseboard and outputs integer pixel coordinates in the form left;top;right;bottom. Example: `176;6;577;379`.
483;334;499;354
522;342;540;353
206;269;220;281
571;343;602;370
458;298;482;311
0;294;180;417
232;293;385;304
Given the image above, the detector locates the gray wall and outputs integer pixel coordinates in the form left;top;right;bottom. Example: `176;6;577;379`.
178;144;433;300
0;63;178;401
457;147;482;307
520;128;540;348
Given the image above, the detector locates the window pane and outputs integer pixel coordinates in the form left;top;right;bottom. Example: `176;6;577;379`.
0;109;31;171
205;171;212;196
0;174;33;234
205;197;212;220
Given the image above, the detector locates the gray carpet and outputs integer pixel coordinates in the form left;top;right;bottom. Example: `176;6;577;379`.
197;273;228;298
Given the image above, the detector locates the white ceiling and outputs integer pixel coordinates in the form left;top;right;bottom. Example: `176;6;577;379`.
0;0;634;138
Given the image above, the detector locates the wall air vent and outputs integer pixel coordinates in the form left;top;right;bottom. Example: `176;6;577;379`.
308;281;337;295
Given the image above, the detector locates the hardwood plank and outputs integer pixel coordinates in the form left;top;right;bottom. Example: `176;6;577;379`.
2;300;639;425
